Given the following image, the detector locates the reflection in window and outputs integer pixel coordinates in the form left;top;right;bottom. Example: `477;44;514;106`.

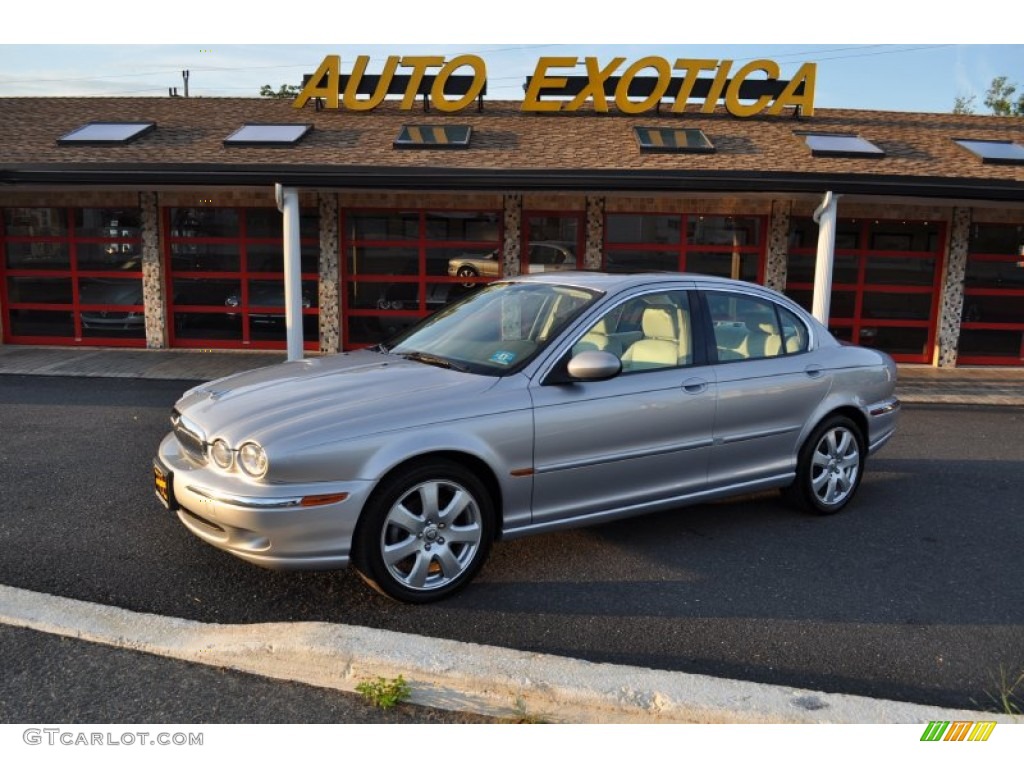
342;208;502;348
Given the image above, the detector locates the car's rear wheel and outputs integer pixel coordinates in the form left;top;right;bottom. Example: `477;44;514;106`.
353;460;494;603
783;415;864;515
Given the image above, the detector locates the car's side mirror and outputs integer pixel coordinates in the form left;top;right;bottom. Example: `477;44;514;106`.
566;351;622;382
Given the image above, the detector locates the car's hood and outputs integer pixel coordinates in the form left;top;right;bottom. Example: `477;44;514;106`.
174;349;501;445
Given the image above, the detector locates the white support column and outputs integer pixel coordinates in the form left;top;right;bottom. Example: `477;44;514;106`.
811;191;841;324
276;184;304;361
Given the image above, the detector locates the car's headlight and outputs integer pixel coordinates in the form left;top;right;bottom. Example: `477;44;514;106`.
209;439;234;469
238;442;269;478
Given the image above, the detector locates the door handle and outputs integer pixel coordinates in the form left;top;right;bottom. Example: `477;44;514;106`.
804;365;824;379
682;377;708;394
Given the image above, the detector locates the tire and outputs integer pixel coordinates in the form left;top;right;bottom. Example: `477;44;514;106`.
783;416;865;515
352;460;495;603
456;265;478;287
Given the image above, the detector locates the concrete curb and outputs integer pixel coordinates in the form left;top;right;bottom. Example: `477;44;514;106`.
2;584;1021;725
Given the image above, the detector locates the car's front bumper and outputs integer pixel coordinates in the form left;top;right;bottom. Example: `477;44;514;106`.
155;433;374;570
866;396;901;454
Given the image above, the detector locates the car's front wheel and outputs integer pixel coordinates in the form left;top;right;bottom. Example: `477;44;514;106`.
353;460;495;603
456;265;478;287
783;415;865;515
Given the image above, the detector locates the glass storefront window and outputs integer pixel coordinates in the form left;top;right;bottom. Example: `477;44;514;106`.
3;208;67;237
688;216;761;247
1;206;144;346
605;249;678;273
4;242;70;270
867;221;940;252
788;218;861;250
428;247;499;278
864;255;937;286
606;214;681;245
74;208;141;239
967;224;1023;254
169;208;239;238
247;242;319;273
964;258;1024;289
861;292;933;321
425;211;499;241
523;214;582;275
962;294;1024;324
348;212;420;241
604;212;765;283
960;223;1024;365
348;246;419;276
341;208;502;348
165;207;320;350
170;244;241;272
686;251;760;282
785;217;942;363
958;329;1023;360
6;309;74;337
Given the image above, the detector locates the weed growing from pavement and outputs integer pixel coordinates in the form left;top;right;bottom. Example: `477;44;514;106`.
990;666;1024;715
356;675;412;710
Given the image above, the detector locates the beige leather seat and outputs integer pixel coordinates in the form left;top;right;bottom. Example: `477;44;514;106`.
621;307;680;371
573;318;624;358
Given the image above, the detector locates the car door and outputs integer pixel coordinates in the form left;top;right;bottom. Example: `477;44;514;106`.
701;289;832;489
528;288;717;526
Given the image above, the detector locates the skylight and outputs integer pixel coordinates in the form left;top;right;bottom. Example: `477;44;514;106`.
223;124;312;146
57;122;156;145
955;139;1024;165
394;125;472;149
634;127;714;153
801;133;884;158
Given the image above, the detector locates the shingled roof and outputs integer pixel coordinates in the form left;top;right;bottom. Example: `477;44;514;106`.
1;97;1022;200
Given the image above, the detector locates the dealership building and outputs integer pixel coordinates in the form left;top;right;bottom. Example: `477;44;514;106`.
1;55;1022;366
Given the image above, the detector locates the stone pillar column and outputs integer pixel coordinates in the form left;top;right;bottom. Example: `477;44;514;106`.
936;207;971;368
584;196;605;270
140;191;166;349
318;192;341;354
501;193;523;277
765;200;791;292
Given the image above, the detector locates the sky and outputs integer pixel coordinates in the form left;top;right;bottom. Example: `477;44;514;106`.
1;3;1021;114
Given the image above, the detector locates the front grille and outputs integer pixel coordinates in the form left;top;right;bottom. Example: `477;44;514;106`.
171;409;206;465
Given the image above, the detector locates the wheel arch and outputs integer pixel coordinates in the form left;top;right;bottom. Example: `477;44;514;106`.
353;450;505;543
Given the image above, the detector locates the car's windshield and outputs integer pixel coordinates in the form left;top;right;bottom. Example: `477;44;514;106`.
384;281;601;375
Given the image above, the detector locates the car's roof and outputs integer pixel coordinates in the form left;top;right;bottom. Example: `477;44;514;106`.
509;270;768;294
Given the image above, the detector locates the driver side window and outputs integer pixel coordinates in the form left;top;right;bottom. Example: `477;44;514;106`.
572;291;693;372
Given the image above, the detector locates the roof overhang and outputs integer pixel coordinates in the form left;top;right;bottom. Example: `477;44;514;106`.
1;164;1021;203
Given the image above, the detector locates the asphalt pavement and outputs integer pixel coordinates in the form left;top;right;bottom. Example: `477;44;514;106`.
1;344;1023;725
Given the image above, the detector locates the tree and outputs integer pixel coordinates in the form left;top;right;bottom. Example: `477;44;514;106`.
952;94;976;115
953;76;1024;117
260;84;301;99
983;76;1024;116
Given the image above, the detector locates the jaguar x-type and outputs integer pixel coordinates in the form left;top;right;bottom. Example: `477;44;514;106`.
154;272;900;602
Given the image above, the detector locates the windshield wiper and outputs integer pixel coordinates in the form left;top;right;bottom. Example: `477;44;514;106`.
398;351;468;372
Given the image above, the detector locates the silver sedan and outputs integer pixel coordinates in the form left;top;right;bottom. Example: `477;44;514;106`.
154;272;900;603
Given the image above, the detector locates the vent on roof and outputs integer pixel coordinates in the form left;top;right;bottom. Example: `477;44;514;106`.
394;125;472;149
634;127;714;154
57;122;156;146
955;139;1024;165
223;124;312;146
799;132;884;158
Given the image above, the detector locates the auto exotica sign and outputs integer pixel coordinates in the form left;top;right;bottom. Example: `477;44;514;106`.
294;55;818;117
